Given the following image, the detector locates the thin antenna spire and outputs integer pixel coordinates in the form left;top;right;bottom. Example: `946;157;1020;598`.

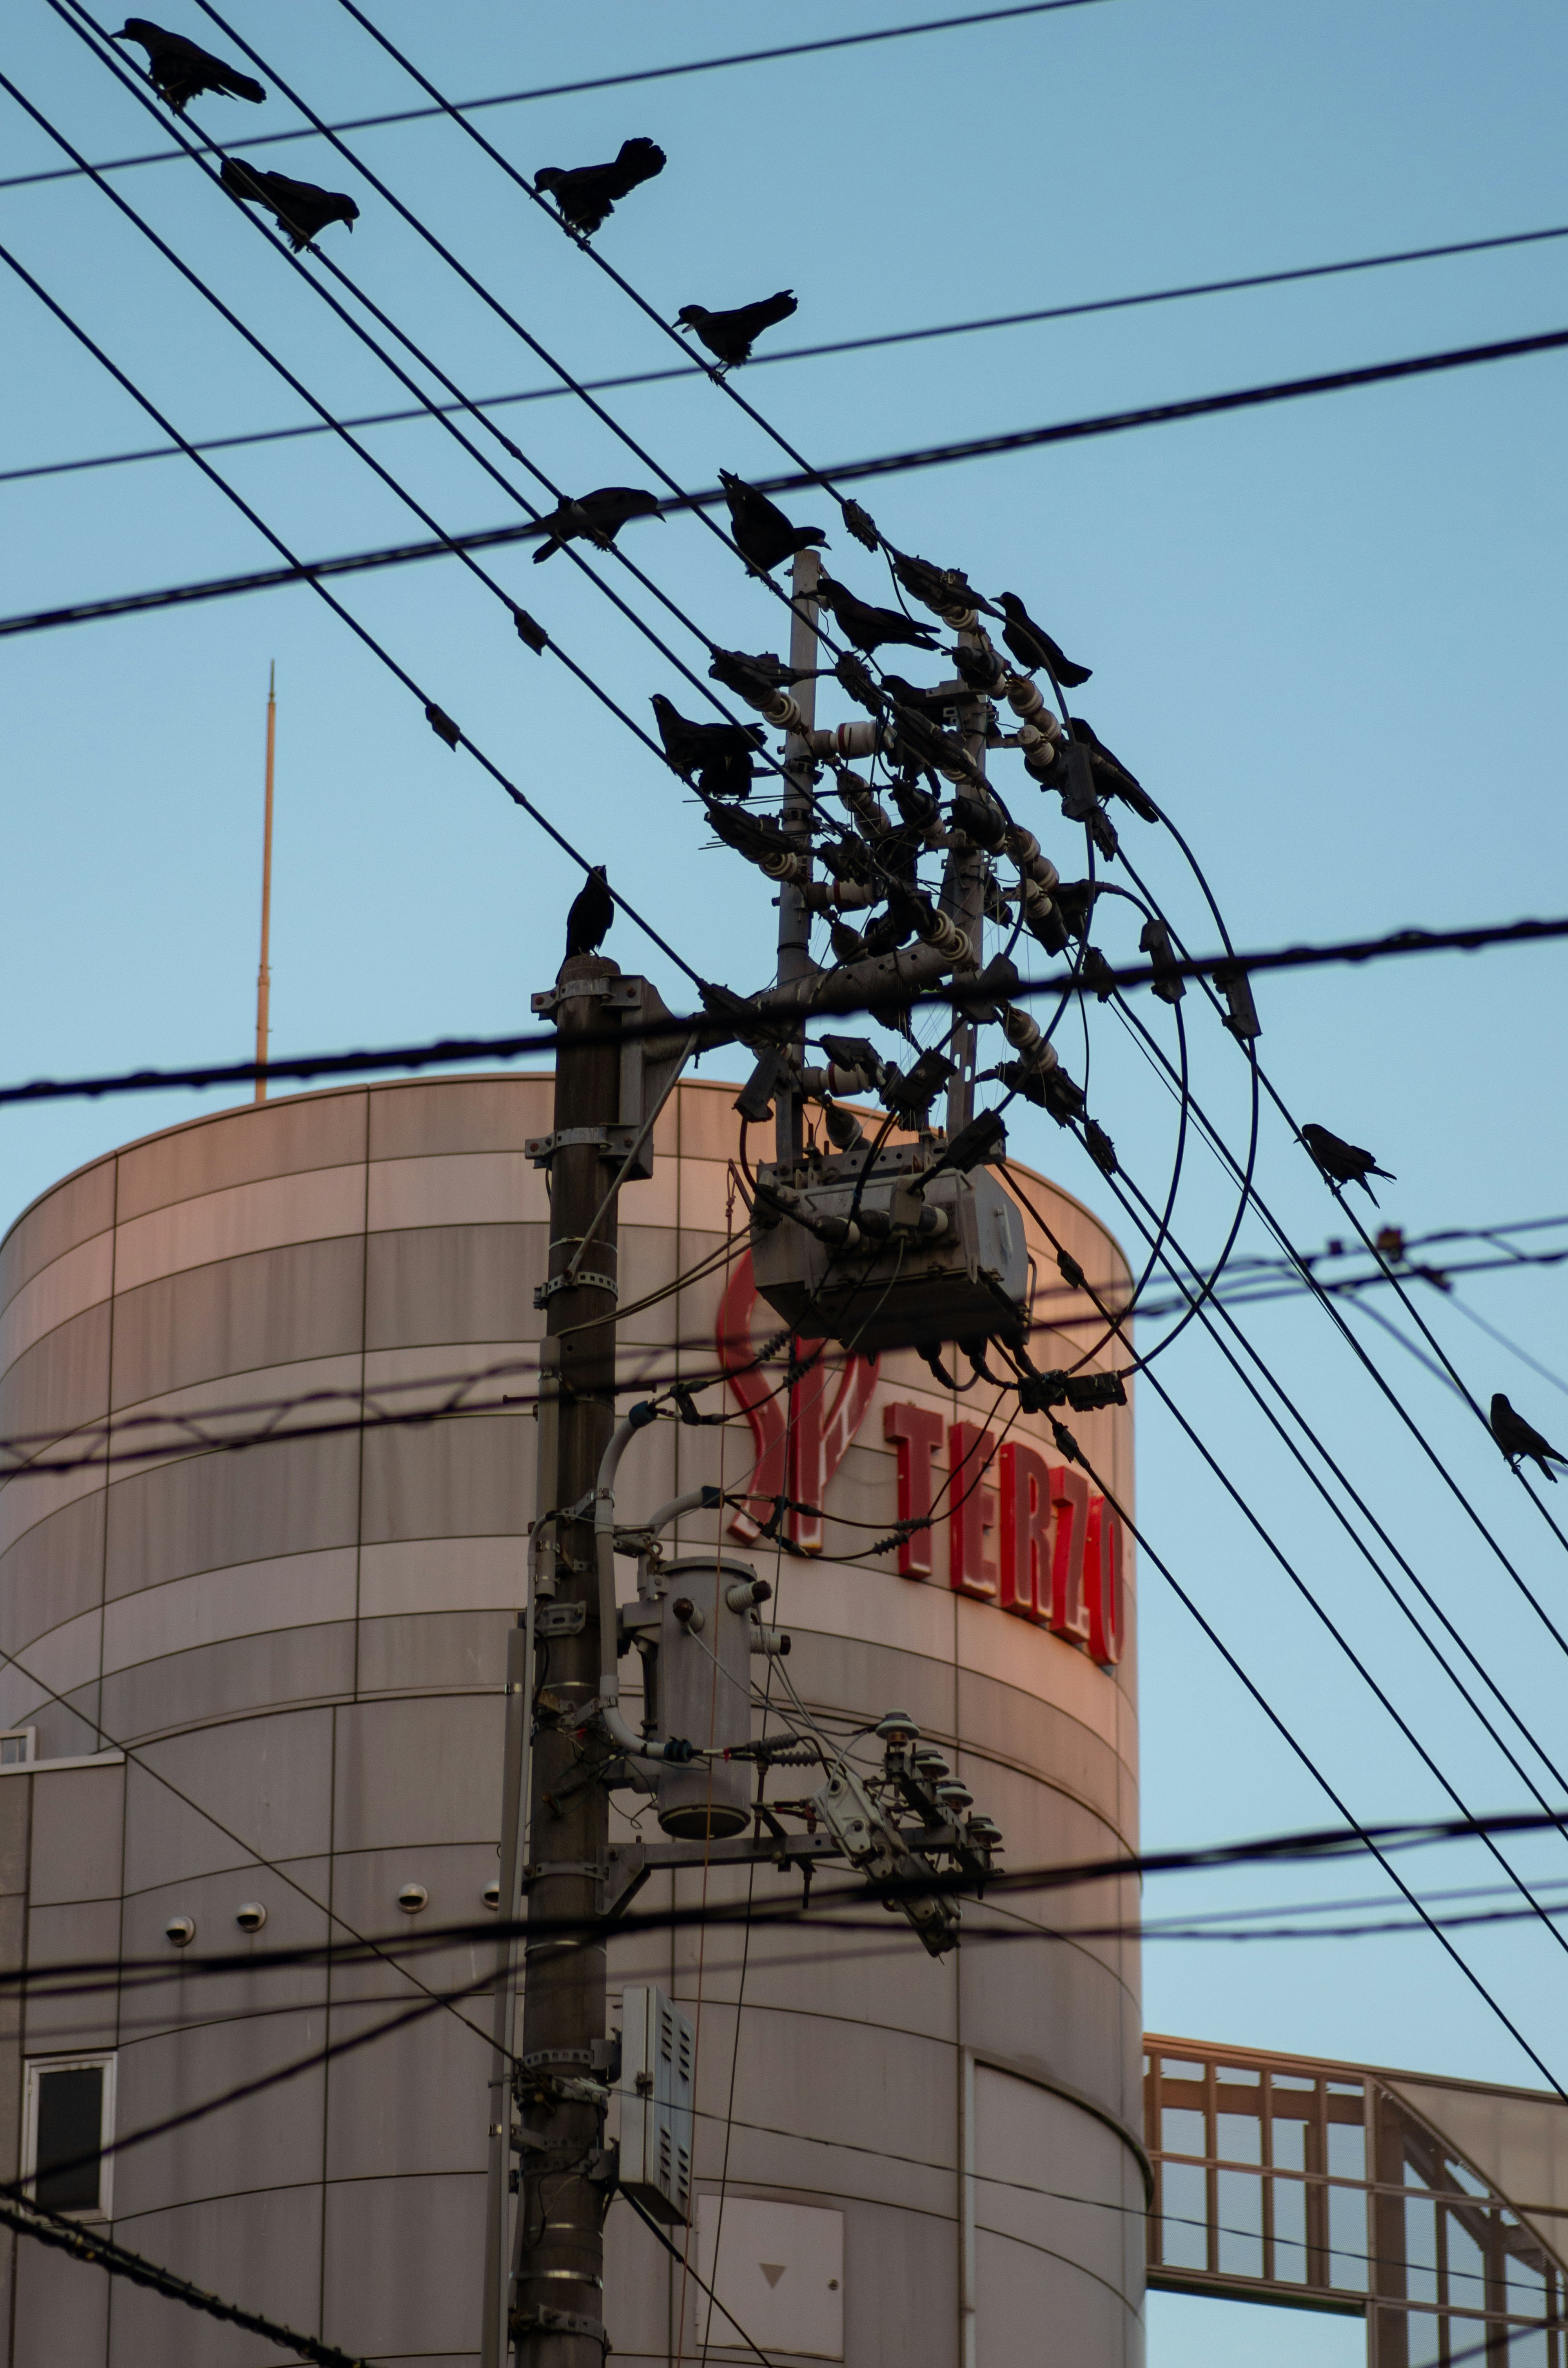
254;661;276;1103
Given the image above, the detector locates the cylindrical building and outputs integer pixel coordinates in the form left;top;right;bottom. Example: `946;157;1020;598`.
0;1073;1141;2366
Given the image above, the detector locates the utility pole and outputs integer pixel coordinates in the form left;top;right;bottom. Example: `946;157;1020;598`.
775;546;820;1163
254;661;276;1104
508;951;626;2368
942;622;990;1136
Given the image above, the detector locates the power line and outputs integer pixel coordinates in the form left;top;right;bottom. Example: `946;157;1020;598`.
15;307;1568;642
0;171;701;989
0;2188;366;2364
10;218;1565;494
0;0;1116;194
3;909;1567;1110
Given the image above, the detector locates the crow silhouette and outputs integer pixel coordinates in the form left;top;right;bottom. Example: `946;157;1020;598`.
565;866;614;958
220;161;357;250
113;19;265;111
535;138;665;234
1301;1123;1396;1204
718;471;826;575
951;640;1007;693
1490;1394;1568;1483
530;486;663;561
708;647;821;709
675;290;797;368
1067;717;1160;823
891;551;1001;621
814;574;939;656
993;593;1091;688
650;696;762;798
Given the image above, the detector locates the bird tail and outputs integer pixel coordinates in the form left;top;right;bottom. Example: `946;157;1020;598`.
533;538;561;564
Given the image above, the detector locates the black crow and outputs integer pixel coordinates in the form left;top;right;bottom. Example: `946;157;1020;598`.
650;695;763;798
1301;1123;1396;1203
220;160;358;250
675;290;797;369
708;647;820;709
993;592;1091;687
814;574;939;656
530;486;663;562
565;866;614;958
1068;716;1160;823
113;18;265;110
891;551;1001;621
717;471;826;575
1490;1393;1568;1483
535;138;665;234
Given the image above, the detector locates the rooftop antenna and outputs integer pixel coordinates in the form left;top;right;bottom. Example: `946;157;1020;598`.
254;661;276;1103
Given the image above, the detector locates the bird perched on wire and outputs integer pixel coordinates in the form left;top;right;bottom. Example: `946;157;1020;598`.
718;472;826;575
814;574;939;657
708;647;821;710
564;866;615;959
535;138;665;235
530;486;663;562
993;593;1091;688
1301;1123;1396;1203
650;696;763;798
112;18;265;110
1489;1394;1568;1483
890;551;1002;622
220;161;358;251
1067;717;1160;824
675;290;797;370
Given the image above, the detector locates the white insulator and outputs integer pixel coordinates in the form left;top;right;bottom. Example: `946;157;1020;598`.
757;847;808;884
802;878;876;913
766;691;806;732
1006;677;1061;738
1003;1003;1044;1057
1022;738;1061;782
1002;827;1059;891
808;721;881;760
1019;876;1056;921
939;602;978;630
836;774;892;834
918;908;971;961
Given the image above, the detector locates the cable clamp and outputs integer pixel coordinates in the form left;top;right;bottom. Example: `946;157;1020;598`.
534;1269;619;1306
526;1124;640;1168
530;976;641;1016
509;2307;608;2349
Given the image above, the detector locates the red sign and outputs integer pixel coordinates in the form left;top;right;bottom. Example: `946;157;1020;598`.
715;1255;1123;1666
717;1252;879;1553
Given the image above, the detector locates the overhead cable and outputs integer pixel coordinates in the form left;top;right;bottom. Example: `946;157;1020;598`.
0;221;700;990
4;910;1566;1110
15;307;1568;640
10;218;1564;494
0;0;1116;193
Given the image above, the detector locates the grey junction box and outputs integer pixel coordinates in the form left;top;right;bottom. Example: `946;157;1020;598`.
617;1984;695;2226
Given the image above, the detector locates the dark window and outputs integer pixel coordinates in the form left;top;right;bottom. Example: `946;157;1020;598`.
34;2067;103;2211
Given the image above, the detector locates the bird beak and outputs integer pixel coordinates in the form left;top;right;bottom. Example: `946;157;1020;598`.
673;318;691;334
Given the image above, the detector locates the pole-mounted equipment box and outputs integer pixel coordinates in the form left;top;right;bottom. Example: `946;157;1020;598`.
617;1984;695;2225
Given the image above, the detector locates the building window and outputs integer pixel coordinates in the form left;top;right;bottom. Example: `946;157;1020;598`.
0;1731;36;1767
24;2056;116;2219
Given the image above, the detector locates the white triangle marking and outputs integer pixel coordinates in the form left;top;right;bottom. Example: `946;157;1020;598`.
759;2263;786;2289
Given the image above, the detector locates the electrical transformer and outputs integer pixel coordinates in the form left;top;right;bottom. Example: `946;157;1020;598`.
748;1137;1029;1354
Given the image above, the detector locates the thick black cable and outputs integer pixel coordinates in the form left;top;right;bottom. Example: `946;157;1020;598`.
29;18;791;799
0;0;1118;194
1092;1006;1568;1808
51;0;907;906
10;219;1568;494
6;912;1564;1109
0;2191;367;2364
0;187;699;990
1058;1440;1568;2096
1115;836;1568;1672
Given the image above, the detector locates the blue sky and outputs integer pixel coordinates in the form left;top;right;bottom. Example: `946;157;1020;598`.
3;4;1566;2355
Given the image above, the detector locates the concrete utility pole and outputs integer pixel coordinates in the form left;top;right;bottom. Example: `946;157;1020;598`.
254;660;276;1103
508;951;626;2368
775;545;820;1163
943;623;991;1137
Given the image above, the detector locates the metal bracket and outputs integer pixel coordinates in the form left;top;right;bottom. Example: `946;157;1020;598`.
526;1124;643;1168
534;1269;619;1307
534;1602;586;1639
524;1860;609;1887
601;1844;651;1924
531;976;642;1018
510;2307;608;2349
